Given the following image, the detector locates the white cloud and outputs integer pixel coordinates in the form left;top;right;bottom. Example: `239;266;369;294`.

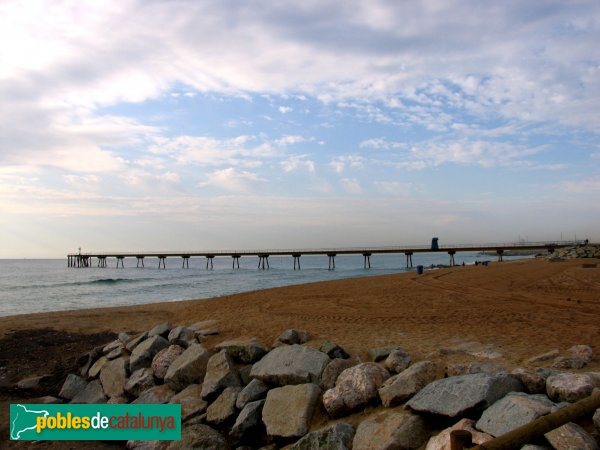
340;178;363;194
278;106;293;114
330;155;366;173
561;178;600;193
281;155;316;174
198;168;266;192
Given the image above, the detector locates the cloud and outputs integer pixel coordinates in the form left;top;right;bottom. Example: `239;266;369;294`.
330;155;366;173
278;106;293;114
340;178;363;194
198;168;266;192
281;155;316;174
561;178;600;193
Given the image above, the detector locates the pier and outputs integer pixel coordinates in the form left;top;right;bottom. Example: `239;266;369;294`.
67;241;586;270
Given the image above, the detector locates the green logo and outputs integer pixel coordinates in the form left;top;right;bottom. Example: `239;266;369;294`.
10;404;181;441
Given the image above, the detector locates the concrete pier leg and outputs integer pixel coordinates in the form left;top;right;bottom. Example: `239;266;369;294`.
363;253;371;269
448;251;456;266
136;257;145;268
328;254;336;270
293;254;301;270
158;257;166;269
405;252;413;268
117;257;124;268
206;256;214;270
232;255;240;269
182;257;190;268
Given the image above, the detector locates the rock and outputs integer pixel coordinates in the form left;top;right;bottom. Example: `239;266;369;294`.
526;349;560;365
99;357;128;398
118;332;131;344
71;380;107;404
276;329;310;345
250;344;330;386
201;350;241;400
195;328;220;337
130;335;169;373
546;373;595;402
568;344;594;363
169;384;208;421
166;424;229;450
105;345;127;360
126;332;149;352
383;349;411;373
511;368;546;394
152;345;185;379
125;368;156;397
148;322;172;338
164;344;211;391
168;326;196;347
88;356;109;378
133;385;176;404
476;392;555;437
406;373;523;418
103;339;123;355
107;395;129;404
239;364;253;386
262;383;322;438
79;347;104;377
424;418;492;450
189;319;219;331
59;374;88;400
230;399;265;444
594;408;600;431
17;374;49;390
368;346;397;362
127;440;168;450
236;378;269;409
545;422;599;450
215;338;269;364
379;360;438;407
536;367;562;379
320;341;350;359
289;423;355;450
353;411;429;450
37;396;63;404
321;359;354;390
552;356;586;369
206;386;240;426
323;362;389;418
446;362;505;377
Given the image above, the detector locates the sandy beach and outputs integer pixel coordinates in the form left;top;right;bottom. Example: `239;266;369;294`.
2;257;600;447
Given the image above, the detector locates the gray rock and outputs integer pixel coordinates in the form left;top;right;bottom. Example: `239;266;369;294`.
118;332;131;344
17;374;49;390
323;362;390;418
446;361;505;377
536;367;563;379
236;378;269;409
130;335;169;373
127;440;168;450
368;346;397;362
276;329;310;345
37;396;63;404
148;322;172;338
545;422;599;450
239;364;253;386
353;411;429;450
126;332;149;352
568;344;594;363
289;423;355;450
195;328;220;337
406;373;523;418
552;356;586;369
383;349;411;373
88;356;108;378
262;383;322;438
125;368;156;397
105;345;127;360
103;339;123;355
164;344;211;391
379;360;438;407
320;341;350;359
133;385;176;404
206;386;241;426
546;373;595;402
526;349;560;365
250;344;330;385
594;408;600;431
107;395;129;404
152;345;185;379
169;384;208;421
71;380;107;404
201;350;241;400
230;399;265;444
99;357;128;398
511;368;547;394
424;418;493;450
166;424;229;450
215;338;269;363
59;374;88;400
189;319;219;331
321;358;354;390
79;347;104;377
476;392;555;437
168;326;196;347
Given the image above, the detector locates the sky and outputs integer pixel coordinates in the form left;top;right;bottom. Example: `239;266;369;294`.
1;0;599;258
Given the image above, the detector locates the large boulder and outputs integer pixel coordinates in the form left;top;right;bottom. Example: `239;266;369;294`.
546;373;595;403
152;345;185;379
201;350;241;400
353;411;429;450
406;373;523;418
424;418;492;450
88;356;108;378
126;332;148;352
250;344;330;386
379;361;438;407
206;386;241;426
476;392;555;437
167;326;196;347
230;399;265;444
215;338;269;363
275;329;310;345
148;322;172;338
544;422;599;450
130;335;169;373
99;357;128;398
169;384;208;421
133;385;176;404
59;374;88;400
446;362;505;377
321;359;354;390
125;368;156;397
289;423;355;450
262;383;322;438
568;344;594;363
164;344;211;391
236;378;269;409
383;349;411;374
166;424;229;450
323;363;389;418
71;380;107;404
319;341;350;360
511;368;546;394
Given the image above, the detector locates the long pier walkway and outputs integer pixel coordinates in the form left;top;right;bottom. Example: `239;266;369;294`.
67;240;586;270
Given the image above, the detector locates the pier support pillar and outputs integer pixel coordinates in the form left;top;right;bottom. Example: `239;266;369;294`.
97;257;107;268
496;249;504;262
158;256;166;269
363;253;371;269
116;257;125;268
405;252;413;268
206;256;214;270
327;253;336;270
448;250;456;267
293;254;301;270
182;256;190;268
136;256;145;268
232;255;240;269
258;255;270;270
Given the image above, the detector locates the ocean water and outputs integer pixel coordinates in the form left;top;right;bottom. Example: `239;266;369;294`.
0;252;530;317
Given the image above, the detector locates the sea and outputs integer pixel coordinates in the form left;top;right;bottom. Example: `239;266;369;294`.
0;252;531;317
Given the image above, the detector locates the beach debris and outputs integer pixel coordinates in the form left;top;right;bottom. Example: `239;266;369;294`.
206;386;241;426
406;373;523;418
236;378;269;409
288;422;355;450
275;328;310;345
322;362;389;418
320;340;350;359
148;322;172;338
321;358;354;390
544;422;599;449
215;338;269;364
164;343;211;391
378;360;438;407
511;367;547;394
129;335;169;372
125;367;156;397
262;383;322;438
424;418;492;450
201;349;242;401
99;356;128;398
446;361;506;377
383;348;411;373
546;373;595;403
132;384;175;404
169;384;208;421
368;346;398;362
166;424;229;450
475;392;556;437
151;345;185;379
71;379;106;404
167;326;196;347
352;411;429;450
59;373;88;400
229;399;265;444
250;344;330;386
